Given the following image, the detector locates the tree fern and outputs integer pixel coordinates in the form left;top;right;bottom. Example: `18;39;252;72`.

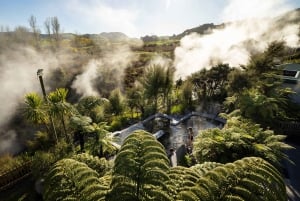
44;159;108;201
167;166;201;200
193;112;293;166
178;157;287;201
108;130;172;201
190;162;222;176
72;153;111;176
42;130;288;201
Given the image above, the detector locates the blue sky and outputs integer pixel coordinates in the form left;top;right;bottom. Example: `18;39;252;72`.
0;0;300;37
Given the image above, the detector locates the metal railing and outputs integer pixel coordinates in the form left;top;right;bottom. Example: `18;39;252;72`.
0;161;32;192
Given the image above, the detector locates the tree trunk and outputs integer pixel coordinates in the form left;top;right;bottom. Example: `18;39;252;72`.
61;114;69;143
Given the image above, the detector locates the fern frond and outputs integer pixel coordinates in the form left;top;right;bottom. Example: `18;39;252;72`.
44;158;107;201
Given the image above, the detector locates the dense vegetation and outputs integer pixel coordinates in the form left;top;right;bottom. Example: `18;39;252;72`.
0;12;299;200
43;130;287;201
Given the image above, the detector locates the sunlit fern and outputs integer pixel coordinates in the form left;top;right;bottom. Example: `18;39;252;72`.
178;157;287;201
43;130;287;201
43;159;108;201
72;153;111;176
107;130;172;201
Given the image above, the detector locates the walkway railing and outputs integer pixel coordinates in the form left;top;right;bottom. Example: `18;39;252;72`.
112;112;225;143
0;161;32;192
141;112;226;126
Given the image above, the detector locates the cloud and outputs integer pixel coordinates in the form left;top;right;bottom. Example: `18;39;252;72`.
165;0;172;10
66;0;139;36
222;0;293;21
174;0;300;79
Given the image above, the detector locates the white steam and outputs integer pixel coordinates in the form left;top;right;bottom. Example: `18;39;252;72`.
0;46;74;155
0;47;58;127
0;130;21;154
71;45;137;97
174;0;300;79
71;60;99;97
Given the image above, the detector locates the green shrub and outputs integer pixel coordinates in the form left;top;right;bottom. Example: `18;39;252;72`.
171;104;185;115
108;116;130;131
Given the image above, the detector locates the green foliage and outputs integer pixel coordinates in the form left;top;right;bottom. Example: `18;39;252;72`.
248;41;286;75
190;63;231;102
107;89;125;116
86;122;119;157
31;139;72;178
48;88;74;141
77;96;108;123
27;131;51;151
178;157;287;201
108;115;130;131
0;154;30;175
44;159;108;201
224;84;295;125
42;129;288;201
170;104;185;115
108;130;172;201
139;64;174;113
24;93;48;125
178;79;194;111
167;166;201;200
190;162;222;176
226;68;251;95
193;112;293;166
72;153;111;176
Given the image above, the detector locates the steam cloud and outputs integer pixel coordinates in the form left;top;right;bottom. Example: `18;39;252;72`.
0;46;75;155
0;130;21;154
71;45;137;97
174;0;300;79
0;37;140;155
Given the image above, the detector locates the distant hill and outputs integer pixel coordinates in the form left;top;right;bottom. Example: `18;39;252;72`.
174;23;225;39
173;8;300;39
39;32;129;42
99;32;129;41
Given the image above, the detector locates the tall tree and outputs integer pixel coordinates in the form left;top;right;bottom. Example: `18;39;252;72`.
140;64;173;113
107;89;124;116
77;96;108;123
28;15;40;48
190;63;231;102
24;93;49;131
48;88;73;142
24;93;58;142
51;16;61;46
44;18;51;38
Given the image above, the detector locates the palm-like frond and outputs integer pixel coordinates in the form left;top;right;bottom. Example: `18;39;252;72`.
24;92;49;124
193;113;293;166
179;157;287;201
72;153;111;176
44;158;108;201
108;130;172;201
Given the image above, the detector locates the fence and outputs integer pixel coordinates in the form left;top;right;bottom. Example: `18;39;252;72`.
0;161;32;192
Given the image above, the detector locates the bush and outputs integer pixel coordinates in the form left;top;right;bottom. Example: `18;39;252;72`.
171;104;185;115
